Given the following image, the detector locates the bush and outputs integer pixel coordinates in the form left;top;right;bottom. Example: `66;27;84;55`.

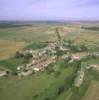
56;49;63;56
58;86;64;95
33;94;39;98
45;98;50;100
15;51;24;58
24;53;32;63
54;71;61;77
79;44;88;52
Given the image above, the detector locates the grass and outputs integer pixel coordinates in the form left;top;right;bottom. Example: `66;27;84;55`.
86;57;99;64
82;26;99;31
74;31;99;44
36;60;80;100
0;23;99;100
55;59;99;100
36;67;74;100
0;57;24;72
26;42;47;49
0;26;57;42
0;64;73;100
0;59;80;100
0;73;55;100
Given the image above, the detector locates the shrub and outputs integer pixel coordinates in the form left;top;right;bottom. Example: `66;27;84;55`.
15;51;24;58
58;86;64;95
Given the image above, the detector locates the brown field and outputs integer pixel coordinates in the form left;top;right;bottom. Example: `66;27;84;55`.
82;81;99;100
74;31;99;44
0;40;25;60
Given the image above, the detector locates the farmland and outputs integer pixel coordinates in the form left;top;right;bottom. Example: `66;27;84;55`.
82;81;99;100
0;40;25;60
0;61;77;100
0;21;99;100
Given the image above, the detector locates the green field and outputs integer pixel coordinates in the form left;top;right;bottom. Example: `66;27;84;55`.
0;61;77;100
0;57;24;72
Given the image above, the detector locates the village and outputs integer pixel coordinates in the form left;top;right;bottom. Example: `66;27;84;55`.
0;28;99;88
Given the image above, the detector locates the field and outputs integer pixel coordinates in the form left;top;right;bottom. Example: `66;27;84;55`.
0;73;54;100
0;22;99;100
82;81;99;100
0;62;75;100
0;25;58;42
0;40;25;60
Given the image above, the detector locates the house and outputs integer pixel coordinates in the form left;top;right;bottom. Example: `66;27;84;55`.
74;68;85;87
90;64;99;70
68;59;74;63
18;70;33;77
47;42;58;51
72;53;81;60
17;65;24;71
61;54;70;60
59;46;69;52
33;68;40;71
0;70;7;77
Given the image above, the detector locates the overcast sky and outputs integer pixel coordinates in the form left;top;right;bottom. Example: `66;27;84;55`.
0;0;99;20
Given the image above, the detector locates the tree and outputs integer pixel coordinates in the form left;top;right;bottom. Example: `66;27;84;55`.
15;51;24;58
24;53;32;63
56;49;63;56
58;86;64;95
54;71;61;77
33;94;39;99
79;44;88;52
45;98;50;100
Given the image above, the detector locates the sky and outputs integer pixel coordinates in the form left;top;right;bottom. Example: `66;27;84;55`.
0;0;99;21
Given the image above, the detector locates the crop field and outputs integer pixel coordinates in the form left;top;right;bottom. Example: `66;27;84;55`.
82;81;99;100
0;26;58;42
0;23;99;43
0;40;25;60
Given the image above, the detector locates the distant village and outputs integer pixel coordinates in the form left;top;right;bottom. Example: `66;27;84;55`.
0;28;99;88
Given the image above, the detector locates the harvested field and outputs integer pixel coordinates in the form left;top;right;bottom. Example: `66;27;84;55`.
74;31;99;44
0;40;25;60
82;81;99;100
